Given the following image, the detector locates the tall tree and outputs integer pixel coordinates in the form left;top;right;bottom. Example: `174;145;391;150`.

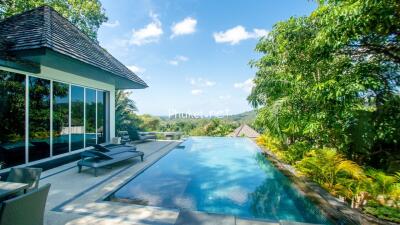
0;0;107;40
115;90;139;132
249;0;400;170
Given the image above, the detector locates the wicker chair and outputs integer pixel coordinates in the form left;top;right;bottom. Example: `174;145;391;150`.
0;183;51;225
6;167;42;191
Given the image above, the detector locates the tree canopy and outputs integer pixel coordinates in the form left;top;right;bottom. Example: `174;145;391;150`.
249;0;400;170
0;0;107;40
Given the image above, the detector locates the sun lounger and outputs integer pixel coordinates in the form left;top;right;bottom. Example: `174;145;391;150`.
77;148;144;176
93;144;137;153
138;132;157;142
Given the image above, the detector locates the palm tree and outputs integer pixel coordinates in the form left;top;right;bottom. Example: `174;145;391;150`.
115;90;138;132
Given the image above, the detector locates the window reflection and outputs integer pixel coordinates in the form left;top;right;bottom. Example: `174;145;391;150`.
71;85;84;150
0;69;109;167
97;91;106;144
85;89;96;147
29;77;51;162
0;71;26;168
53;82;69;155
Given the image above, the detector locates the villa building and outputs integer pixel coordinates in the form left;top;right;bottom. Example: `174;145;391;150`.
0;6;147;170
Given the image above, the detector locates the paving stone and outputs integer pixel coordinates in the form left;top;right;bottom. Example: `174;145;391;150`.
174;210;235;225
236;217;279;225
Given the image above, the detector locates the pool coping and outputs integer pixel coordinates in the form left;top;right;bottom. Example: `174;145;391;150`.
252;139;398;225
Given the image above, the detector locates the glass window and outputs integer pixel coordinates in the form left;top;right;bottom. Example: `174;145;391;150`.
97;91;106;144
85;89;96;147
53;82;69;155
29;77;51;162
0;71;26;168
71;85;84;150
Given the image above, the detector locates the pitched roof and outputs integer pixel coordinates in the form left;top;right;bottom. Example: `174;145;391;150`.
230;124;260;138
0;6;147;88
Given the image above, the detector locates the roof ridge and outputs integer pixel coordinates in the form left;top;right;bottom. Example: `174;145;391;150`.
44;6;147;86
42;6;52;48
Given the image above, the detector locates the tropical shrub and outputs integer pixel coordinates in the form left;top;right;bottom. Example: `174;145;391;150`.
363;201;400;223
296;148;366;204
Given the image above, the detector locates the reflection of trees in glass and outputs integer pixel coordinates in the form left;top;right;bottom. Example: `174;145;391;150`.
86;89;96;133
29;77;50;162
0;70;26;168
97;91;106;143
53;82;69;155
86;88;96;146
0;71;25;143
29;77;50;138
71;85;84;150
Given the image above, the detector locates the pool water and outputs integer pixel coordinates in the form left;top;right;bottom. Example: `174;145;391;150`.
109;137;331;224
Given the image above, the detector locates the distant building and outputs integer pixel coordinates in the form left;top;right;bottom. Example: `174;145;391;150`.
230;124;260;138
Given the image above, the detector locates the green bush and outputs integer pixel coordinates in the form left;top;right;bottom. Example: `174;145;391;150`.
363;201;400;223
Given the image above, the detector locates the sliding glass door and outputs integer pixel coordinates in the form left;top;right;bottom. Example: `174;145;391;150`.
97;90;106;144
28;77;51;162
85;89;96;147
53;82;69;156
0;69;110;168
71;85;84;151
0;71;26;168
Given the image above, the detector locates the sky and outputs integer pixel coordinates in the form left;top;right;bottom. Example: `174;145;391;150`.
98;0;316;116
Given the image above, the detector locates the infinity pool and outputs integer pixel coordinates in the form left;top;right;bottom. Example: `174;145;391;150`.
108;137;331;224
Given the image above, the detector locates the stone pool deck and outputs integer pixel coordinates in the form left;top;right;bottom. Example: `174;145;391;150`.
41;140;324;225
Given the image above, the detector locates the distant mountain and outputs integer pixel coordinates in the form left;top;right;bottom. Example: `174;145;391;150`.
224;110;256;124
160;110;256;124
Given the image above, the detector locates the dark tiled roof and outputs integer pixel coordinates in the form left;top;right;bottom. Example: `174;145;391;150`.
0;6;147;88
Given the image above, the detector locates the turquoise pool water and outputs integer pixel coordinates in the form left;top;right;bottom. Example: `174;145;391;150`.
110;137;331;224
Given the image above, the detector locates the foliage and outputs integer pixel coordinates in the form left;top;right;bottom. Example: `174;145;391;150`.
257;134;400;212
138;114;161;131
115;90;140;133
249;0;400;171
363;201;400;223
189;118;236;136
0;0;107;40
296;148;366;199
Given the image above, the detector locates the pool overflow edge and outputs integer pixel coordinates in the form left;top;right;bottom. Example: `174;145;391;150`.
251;138;395;225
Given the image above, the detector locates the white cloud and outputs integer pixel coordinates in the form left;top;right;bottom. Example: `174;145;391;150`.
130;12;163;46
103;20;120;28
191;89;203;95
213;26;268;45
171;17;197;38
169;60;179;66
234;78;254;93
169;55;189;66
219;95;231;100
127;65;146;74
189;77;216;87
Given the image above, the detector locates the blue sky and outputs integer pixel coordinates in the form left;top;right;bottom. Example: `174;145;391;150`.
98;0;316;116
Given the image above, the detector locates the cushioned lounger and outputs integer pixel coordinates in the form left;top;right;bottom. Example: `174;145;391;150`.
77;149;144;176
93;144;137;153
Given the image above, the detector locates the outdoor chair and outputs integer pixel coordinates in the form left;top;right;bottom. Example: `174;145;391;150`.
0;183;51;225
6;167;42;191
118;131;131;144
93;144;137;153
138;132;157;142
78;147;144;176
